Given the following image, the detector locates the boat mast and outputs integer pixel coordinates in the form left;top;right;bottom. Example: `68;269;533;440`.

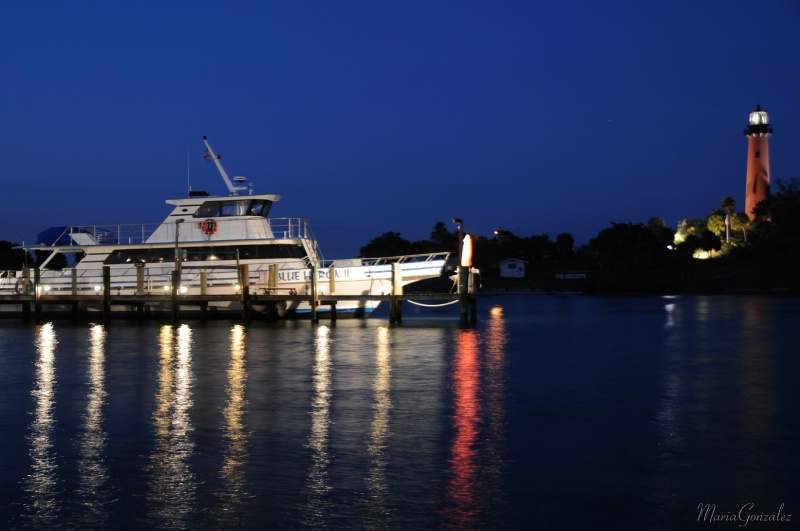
203;136;250;196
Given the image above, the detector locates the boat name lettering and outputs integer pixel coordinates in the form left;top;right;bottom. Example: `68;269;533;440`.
277;271;303;282
277;269;350;282
316;269;350;280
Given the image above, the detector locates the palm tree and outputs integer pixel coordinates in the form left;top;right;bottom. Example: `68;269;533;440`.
731;213;749;243
720;197;736;243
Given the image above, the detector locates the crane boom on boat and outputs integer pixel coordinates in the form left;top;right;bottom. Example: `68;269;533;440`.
202;136;251;196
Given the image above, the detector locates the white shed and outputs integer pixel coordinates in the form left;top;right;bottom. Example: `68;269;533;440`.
498;258;526;278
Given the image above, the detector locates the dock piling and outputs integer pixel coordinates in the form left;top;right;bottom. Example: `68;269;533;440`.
389;263;403;323
34;268;41;321
170;270;179;323
310;265;319;323
240;265;250;323
102;266;111;323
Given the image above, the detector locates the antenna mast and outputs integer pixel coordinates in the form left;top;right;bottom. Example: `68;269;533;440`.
202;136;249;196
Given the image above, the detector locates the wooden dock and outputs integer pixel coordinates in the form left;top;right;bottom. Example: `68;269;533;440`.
0;264;478;325
0;291;476;325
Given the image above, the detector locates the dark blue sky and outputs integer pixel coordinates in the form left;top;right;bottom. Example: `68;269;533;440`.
3;1;799;258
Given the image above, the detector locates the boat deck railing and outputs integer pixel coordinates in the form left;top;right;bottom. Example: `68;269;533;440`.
33;218;322;254
355;252;451;266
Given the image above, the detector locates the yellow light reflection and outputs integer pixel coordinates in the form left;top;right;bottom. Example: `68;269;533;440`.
147;324;197;527
76;324;111;526
366;326;392;516
302;325;333;527
482;305;508;517
218;324;252;512
24;323;60;527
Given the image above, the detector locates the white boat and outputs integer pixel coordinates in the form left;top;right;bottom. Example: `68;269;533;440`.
0;137;450;318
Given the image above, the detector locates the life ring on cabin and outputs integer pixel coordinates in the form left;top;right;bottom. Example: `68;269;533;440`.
199;219;218;236
14;278;34;295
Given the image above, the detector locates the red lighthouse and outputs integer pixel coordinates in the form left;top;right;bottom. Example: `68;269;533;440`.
744;105;773;220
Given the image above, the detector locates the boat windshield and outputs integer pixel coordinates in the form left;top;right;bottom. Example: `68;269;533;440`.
194;199;272;218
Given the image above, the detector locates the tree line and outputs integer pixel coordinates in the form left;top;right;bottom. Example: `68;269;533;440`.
358;177;800;277
3;177;798;278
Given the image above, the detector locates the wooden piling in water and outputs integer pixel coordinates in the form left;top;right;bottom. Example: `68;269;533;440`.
269;264;278;290
240;265;250;323
389;263;403;324
458;266;469;326
170;270;179;323
469;268;477;325
103;266;111;323
310;265;319;323
34;268;41;321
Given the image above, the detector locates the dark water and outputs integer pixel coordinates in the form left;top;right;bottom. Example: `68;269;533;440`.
1;295;798;530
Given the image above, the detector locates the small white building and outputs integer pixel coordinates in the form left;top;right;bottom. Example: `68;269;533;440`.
498;258;526;278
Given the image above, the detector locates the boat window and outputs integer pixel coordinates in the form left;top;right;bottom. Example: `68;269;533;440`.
247;200;272;217
220;200;248;216
104;244;307;265
196;202;221;217
194;199;273;218
103;248;174;265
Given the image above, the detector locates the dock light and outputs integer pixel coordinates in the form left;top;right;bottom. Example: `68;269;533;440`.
179;285;188;294
164;285;170;291
94;286;101;292
43;285;51;292
234;284;241;291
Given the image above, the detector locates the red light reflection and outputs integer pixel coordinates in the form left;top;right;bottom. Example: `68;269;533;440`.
445;329;482;525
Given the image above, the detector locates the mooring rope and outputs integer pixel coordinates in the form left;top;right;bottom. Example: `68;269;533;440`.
405;299;461;308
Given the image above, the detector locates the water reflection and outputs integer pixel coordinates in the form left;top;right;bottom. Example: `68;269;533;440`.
482;305;509;519
653;299;688;518
364;326;392;527
736;298;776;495
654;297;781;516
302;325;333;527
147;324;197;527
444;305;509;528
23;323;60;527
76;324;112;527
445;328;482;527
214;324;252;523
